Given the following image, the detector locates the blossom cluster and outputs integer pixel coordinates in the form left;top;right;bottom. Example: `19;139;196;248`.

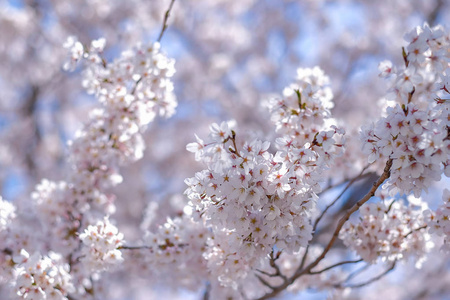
265;67;334;141
340;197;431;265
426;189;450;252
185;67;345;288
62;36;86;72
0;197;16;283
30;180;80;255
25;38;176;262
137;214;209;290
79;218;124;273
62;38;175;220
0;37;178;299
12;250;75;300
0;197;15;235
68;38;176;185
361;24;450;196
264;67;346;189
1;4;450;297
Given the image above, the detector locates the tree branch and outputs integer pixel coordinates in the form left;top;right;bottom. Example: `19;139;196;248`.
255;159;393;300
157;0;176;42
309;259;363;275
300;165;371;271
255;274;276;291
319;169;373;195
344;263;370;283
268;250;287;281
427;0;444;26
256;250;287;284
338;261;396;289
404;225;427;238
256;269;278;278
202;282;211;300
298;159;392;276
119;245;153;250
313;164;372;234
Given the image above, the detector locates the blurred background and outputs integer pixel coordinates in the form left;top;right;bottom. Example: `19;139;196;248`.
0;0;449;299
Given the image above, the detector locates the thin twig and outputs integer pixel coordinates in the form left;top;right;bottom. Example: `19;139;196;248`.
256;251;288;282
313;164;371;233
309;259;363;275
404;225;427;238
339;261;396;289
120;243;188;251
255;274;276;291
299;244;310;271
227;131;243;158
319;170;373;195
256;269;278;278
268;251;287;281
119;245;153;250
131;76;142;95
157;0;176;42
344;263;370;283
385;198;397;213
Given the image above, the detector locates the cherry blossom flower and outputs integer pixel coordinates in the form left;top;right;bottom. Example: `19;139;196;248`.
79;217;124;273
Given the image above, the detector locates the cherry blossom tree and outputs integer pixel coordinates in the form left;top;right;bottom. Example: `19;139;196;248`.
0;0;449;299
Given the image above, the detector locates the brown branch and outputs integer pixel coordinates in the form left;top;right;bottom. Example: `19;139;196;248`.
227;131;243;158
298;244;310;271
256;251;288;283
313;164;372;233
268;251;287;281
300;165;371;270
255;274;276;291
255;159;393;300
256;269;278;278
299;159;392;275
157;0;176;42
